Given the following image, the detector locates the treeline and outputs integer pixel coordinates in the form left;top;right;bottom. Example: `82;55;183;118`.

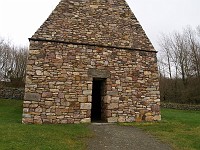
159;26;200;104
0;38;28;87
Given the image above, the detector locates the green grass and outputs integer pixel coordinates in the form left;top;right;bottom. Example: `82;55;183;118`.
123;109;200;150
2;99;200;150
0;99;92;150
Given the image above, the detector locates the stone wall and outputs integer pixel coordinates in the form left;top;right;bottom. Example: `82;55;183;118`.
23;0;160;124
0;87;24;100
22;41;160;124
161;103;200;111
32;0;154;51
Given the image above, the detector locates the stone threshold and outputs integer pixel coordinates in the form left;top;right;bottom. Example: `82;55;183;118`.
91;122;116;125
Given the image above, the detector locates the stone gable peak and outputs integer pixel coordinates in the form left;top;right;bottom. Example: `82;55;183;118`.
31;0;155;51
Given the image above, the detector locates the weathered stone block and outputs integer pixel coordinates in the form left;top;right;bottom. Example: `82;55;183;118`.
35;107;43;113
144;71;151;76
126;77;132;81
111;97;119;102
116;80;120;84
80;118;91;123
108;103;118;109
30;104;39;108
24;93;41;101
88;96;92;102
34;119;43;124
145;112;152;116
145;116;154;122
83;90;92;95
22;113;32;118
30;50;40;55
61;120;68;124
80;103;91;110
58;92;64;98
149;91;160;95
118;116;126;122
78;97;88;102
105;110;112;117
107;91;118;96
22;118;34;124
36;70;43;75
107;117;118;123
23;108;29;113
104;95;111;103
126;117;135;122
45;101;53;106
42;92;53;98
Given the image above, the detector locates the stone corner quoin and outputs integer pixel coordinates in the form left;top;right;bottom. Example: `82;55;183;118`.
22;0;161;124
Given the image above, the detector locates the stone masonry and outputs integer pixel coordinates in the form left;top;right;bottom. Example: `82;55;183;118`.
22;0;161;124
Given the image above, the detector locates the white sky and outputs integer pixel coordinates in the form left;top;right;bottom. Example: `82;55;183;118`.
0;0;200;51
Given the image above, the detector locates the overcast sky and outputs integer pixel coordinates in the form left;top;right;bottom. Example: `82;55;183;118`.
0;0;199;50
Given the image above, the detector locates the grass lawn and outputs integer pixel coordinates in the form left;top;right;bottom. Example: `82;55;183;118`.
0;99;92;150
123;109;200;150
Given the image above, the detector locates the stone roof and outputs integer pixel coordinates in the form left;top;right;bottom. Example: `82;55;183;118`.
31;0;155;51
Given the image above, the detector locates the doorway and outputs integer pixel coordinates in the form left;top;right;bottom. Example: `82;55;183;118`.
91;78;106;122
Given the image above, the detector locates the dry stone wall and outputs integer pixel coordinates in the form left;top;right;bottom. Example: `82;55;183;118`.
0;87;24;100
161;103;200;111
22;41;160;124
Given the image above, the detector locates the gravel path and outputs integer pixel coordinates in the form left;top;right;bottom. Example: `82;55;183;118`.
88;123;172;150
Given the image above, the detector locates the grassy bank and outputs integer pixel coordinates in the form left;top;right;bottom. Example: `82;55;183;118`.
0;99;91;150
123;109;200;150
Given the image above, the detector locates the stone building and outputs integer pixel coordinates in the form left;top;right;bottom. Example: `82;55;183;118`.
22;0;161;124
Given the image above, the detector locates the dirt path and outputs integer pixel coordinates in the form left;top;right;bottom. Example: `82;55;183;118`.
88;124;172;150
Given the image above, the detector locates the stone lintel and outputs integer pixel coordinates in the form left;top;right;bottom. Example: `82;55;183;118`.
88;69;110;78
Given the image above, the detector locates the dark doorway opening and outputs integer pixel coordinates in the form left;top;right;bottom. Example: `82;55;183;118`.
91;78;106;122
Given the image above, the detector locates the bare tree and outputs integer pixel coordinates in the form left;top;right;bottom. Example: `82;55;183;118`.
159;34;173;79
0;37;28;86
9;46;28;82
158;26;200;104
0;38;13;81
